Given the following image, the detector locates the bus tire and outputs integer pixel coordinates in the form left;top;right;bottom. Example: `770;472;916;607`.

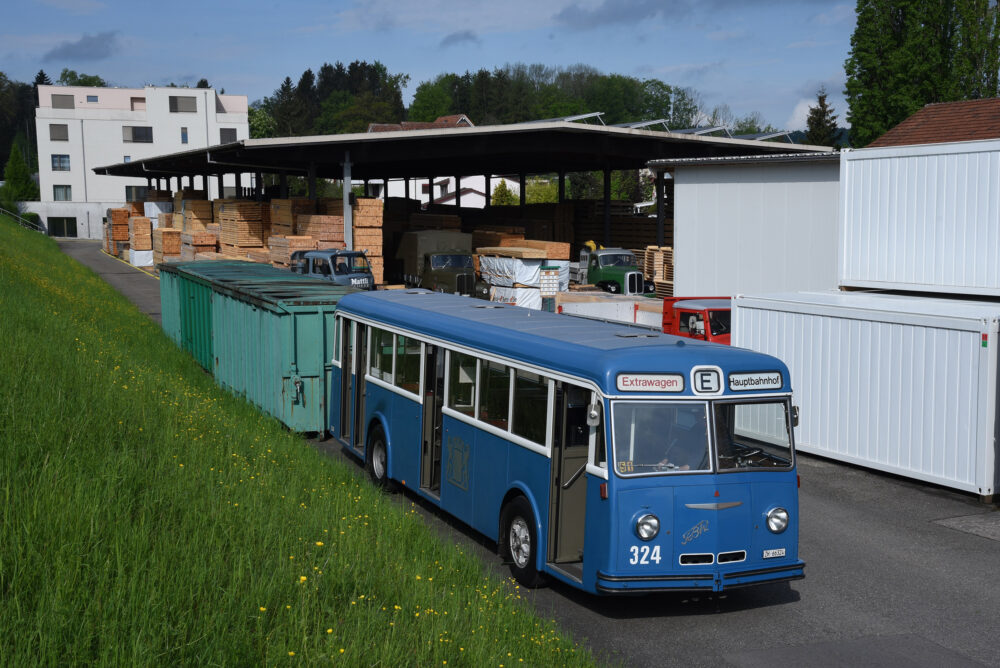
366;426;396;492
501;497;547;588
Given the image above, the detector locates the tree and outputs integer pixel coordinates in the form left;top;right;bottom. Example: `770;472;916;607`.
408;77;453;121
845;0;1000;146
525;177;558;204
56;68;106;87
196;78;210;88
0;144;40;212
805;87;840;146
491;179;518;206
248;105;276;139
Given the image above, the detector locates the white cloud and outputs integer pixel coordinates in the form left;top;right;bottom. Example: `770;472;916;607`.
785;98;812;131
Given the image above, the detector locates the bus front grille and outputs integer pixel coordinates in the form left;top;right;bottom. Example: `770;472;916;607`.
717;550;747;564
679;553;714;565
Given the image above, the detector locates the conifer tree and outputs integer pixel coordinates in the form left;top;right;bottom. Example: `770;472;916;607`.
805;87;840;147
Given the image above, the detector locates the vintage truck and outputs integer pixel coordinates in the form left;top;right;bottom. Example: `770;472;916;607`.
556;293;732;344
579;247;656;297
662;297;732;344
396;230;476;296
289;249;375;290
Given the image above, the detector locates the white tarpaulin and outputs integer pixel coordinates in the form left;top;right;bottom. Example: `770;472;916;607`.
129;249;153;267
143;201;173;221
489;286;542;310
479;257;570;291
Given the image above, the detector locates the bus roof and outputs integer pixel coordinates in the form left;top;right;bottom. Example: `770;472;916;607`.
337;290;791;396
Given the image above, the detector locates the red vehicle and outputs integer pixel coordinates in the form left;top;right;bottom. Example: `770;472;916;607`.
662;297;732;344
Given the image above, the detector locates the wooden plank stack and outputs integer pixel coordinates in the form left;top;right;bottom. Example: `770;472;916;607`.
181;231;218;261
219;201;268;248
152;228;182;267
181;200;213;232
157;213;173;229
268;235;316;266
247;248;271;263
128;217;153;251
498;238;570;260
270;198;316;236
354;198;385;283
296;215;344;242
316;198;344;215
172;189;206;212
109;208;131;243
471;226;524;250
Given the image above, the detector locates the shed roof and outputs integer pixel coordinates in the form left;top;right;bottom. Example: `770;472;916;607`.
94;120;829;182
868;98;1000;148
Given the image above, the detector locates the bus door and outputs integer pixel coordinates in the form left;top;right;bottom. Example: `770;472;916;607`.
351;323;368;453
420;344;445;496
548;382;591;575
339;319;354;442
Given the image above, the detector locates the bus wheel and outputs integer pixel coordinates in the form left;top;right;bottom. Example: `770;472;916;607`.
366;426;396;492
502;497;546;588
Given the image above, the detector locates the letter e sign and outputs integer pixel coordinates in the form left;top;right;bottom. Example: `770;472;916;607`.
693;368;721;395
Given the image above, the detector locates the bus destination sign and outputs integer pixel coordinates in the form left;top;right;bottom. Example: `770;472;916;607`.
728;371;783;391
616;373;685;392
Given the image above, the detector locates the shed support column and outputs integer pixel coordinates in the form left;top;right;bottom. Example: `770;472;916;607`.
279;172;288;199
308;163;317;200
342;151;353;251
255;172;263;201
455;176;461;208
382;177;388;200
519;173;526;207
558;172;566;203
655;170;666;247
484;174;491;208
217;172;225;200
603;168;611;247
404;177;410;200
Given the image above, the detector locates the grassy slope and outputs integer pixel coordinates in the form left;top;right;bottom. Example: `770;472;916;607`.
0;218;594;666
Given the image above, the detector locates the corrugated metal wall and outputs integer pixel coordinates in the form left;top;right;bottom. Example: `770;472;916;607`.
840;140;1000;294
674;161;840;296
734;293;997;496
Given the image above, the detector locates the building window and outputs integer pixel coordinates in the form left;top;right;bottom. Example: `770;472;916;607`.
130;97;146;111
51;94;74;109
169;96;197;113
51;154;70;171
53;185;72;201
50;124;69;141
86;95;98;103
220;128;237;144
48;217;78;237
125;186;148;202
123;126;153;143
123;155;131;163
181;127;188;144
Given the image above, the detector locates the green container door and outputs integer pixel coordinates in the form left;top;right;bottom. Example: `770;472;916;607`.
159;270;183;347
179;274;214;370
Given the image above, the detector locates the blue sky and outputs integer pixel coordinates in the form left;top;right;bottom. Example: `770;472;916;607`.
3;0;856;130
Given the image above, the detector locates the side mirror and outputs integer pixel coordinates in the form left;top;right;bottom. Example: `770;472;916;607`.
586;402;601;427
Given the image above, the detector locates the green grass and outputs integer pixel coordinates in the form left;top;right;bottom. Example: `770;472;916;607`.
0;217;596;666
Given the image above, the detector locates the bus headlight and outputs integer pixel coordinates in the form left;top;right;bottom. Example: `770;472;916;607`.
636;514;660;541
766;507;789;534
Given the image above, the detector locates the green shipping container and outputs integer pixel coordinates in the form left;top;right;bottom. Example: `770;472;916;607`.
159;262;359;432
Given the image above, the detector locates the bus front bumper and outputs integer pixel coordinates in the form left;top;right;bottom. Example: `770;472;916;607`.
594;561;805;594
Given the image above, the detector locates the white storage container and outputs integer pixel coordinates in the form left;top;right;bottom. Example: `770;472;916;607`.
840;139;1000;295
733;291;997;498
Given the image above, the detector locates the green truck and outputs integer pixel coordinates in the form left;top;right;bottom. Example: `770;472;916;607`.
396;230;476;296
580;247;656;296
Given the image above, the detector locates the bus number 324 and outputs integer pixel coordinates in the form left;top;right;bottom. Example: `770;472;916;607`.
628;545;662;565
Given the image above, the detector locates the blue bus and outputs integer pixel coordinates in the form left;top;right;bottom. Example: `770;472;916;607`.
330;290;804;595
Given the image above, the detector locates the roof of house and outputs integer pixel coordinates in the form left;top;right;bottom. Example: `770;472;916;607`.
368;114;474;133
867;98;1000;147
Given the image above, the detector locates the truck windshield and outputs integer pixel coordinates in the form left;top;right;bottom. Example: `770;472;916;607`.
708;310;731;336
347;255;370;272
612;401;710;475
599;253;636;268
430;254;473;270
714;400;793;471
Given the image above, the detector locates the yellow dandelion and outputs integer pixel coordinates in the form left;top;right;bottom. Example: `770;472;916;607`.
259;606;266;612
299;576;307;583
315;541;324;546
327;629;333;634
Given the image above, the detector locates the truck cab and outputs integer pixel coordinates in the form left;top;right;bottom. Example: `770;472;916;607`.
397;230;475;296
580;247;656;297
289;249;375;290
663;297;731;344
421;251;476;296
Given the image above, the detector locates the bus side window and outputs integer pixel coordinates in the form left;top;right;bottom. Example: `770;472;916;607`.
370;328;394;382
333;315;341;363
512;369;549;445
478;360;510;429
447;351;477;416
395;334;422;394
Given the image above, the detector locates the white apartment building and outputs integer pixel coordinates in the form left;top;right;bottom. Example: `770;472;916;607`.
30;85;249;239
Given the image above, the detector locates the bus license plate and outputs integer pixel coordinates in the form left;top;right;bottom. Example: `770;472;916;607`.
762;548;786;559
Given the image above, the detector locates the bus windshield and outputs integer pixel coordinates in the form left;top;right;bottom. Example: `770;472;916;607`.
612;402;710;475
714;400;793;470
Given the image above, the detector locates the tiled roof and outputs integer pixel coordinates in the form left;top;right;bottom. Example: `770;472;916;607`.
367;114;474;133
868;98;1000;147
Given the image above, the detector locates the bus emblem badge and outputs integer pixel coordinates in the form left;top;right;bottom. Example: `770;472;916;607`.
681;520;710;545
446;436;470;491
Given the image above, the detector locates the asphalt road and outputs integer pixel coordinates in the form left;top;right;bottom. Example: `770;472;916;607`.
62;239;1000;667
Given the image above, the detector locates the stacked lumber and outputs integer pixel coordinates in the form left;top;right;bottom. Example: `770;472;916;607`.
172;188;206;212
128;216;153;251
632;245;674;283
475;246;547;259
498;238;570;260
297;215;344;242
171;213;184;228
108;208;131;243
144;189;172;202
195;251;239;261
354;198;384;284
103;223;114;254
152;228;182;267
270;198;315;236
408;213;461;230
181;200;213;233
181;231;218;261
157;213;173;229
317;240;347;250
247;248;271;263
471;227;524;250
268;235;316;265
218;201;268;248
127;201;143;217
316;198;343;215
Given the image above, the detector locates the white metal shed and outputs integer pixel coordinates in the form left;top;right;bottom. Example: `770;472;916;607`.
733;290;998;500
840;139;1000;295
